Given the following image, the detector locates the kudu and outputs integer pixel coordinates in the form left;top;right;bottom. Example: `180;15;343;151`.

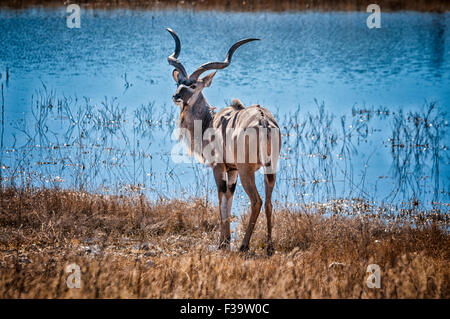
166;28;281;255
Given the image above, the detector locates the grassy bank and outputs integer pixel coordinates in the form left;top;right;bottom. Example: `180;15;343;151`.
0;187;448;298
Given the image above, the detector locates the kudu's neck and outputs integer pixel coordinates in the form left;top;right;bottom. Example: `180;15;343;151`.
179;93;216;163
185;93;215;132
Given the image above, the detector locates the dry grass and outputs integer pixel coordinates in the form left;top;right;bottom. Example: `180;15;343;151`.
0;187;448;298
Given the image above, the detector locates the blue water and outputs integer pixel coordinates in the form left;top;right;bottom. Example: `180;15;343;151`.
0;8;448;212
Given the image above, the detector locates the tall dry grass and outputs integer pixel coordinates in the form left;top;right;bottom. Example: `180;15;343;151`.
0;187;448;298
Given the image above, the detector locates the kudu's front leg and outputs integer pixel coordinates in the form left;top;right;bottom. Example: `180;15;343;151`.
213;165;237;249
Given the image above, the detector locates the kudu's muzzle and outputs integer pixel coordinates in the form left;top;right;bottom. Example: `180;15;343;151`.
173;92;182;103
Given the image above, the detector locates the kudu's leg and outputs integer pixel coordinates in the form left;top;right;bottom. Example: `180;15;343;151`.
238;167;262;252
225;169;238;245
264;173;276;256
213;165;237;249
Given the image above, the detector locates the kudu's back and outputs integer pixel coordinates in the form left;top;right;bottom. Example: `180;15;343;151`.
212;99;281;172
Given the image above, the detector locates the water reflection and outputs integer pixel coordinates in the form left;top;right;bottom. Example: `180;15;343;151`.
430;13;446;74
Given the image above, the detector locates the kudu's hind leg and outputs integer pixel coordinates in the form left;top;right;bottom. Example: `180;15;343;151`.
238;167;262;252
213;165;237;249
264;173;276;256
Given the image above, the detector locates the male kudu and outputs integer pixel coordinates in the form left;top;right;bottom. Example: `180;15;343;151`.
166;28;281;255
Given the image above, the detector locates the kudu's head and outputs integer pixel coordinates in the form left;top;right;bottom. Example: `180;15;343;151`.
166;28;259;108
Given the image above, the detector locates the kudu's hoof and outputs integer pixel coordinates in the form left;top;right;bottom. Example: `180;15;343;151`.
266;243;274;256
239;245;249;253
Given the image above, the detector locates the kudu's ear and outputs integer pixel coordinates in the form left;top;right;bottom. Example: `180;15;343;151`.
200;71;217;88
172;69;183;84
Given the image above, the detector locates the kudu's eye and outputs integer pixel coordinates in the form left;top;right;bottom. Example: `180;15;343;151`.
190;84;197;89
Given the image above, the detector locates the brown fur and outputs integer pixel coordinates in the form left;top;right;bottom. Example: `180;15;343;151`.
230;98;245;110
